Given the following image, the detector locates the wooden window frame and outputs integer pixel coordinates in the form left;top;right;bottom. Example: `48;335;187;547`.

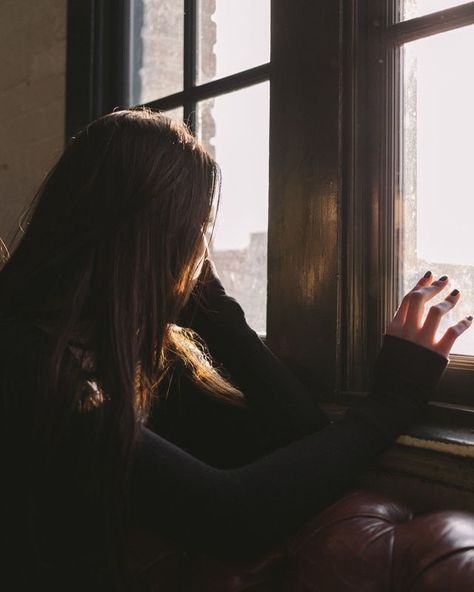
346;0;474;411
66;0;130;138
66;0;340;393
66;0;474;426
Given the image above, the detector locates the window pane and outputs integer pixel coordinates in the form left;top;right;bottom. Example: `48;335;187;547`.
197;0;270;85
400;0;472;21
197;82;269;334
401;25;474;355
129;0;184;105
163;106;184;121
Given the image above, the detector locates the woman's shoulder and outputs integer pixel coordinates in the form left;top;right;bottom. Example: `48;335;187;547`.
0;313;54;421
0;311;96;375
0;315;50;385
0;310;38;338
0;311;49;352
0;312;97;414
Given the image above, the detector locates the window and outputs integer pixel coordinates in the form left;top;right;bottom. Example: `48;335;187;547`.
346;0;474;408
126;0;270;334
401;24;474;357
342;0;474;407
66;0;474;417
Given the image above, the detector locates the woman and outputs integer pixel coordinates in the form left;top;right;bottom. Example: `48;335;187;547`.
0;107;470;589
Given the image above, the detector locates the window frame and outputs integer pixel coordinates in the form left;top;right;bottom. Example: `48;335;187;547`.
347;0;474;409
125;0;271;134
66;0;474;415
66;0;342;399
66;0;130;138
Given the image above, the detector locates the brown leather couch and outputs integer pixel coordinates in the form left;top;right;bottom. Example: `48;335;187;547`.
128;489;474;591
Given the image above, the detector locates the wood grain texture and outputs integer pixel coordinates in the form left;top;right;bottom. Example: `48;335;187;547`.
267;0;342;397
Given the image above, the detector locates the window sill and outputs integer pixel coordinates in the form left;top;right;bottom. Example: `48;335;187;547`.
397;433;474;458
324;402;474;492
324;399;474;454
398;401;474;459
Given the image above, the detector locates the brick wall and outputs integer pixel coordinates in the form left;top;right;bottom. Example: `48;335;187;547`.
0;0;66;245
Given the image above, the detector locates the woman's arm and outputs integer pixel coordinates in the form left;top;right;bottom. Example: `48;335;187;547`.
178;259;331;452
130;334;448;561
147;365;274;468
132;271;471;560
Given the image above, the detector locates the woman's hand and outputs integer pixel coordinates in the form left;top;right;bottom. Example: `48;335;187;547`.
386;272;473;359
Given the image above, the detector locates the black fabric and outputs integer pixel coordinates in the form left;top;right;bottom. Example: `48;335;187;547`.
130;273;448;559
0;272;448;583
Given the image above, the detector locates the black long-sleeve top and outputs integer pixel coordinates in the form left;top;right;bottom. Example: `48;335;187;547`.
130;273;448;559
0;272;448;584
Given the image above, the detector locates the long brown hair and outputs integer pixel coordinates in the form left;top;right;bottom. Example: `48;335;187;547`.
0;107;243;584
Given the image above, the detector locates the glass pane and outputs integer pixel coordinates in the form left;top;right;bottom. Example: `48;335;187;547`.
197;82;269;334
401;25;474;355
401;0;472;21
163;106;184;121
197;0;271;85
129;0;184;105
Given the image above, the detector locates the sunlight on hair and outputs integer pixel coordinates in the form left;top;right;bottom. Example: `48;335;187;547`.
167;324;244;405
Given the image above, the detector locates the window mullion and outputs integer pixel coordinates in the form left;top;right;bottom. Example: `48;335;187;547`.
367;0;401;365
268;0;342;398
184;0;197;132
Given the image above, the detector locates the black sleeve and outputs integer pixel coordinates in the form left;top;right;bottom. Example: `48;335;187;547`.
146;364;271;468
177;264;331;451
130;334;448;561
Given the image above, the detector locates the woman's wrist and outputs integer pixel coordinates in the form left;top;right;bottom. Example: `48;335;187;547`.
375;334;448;392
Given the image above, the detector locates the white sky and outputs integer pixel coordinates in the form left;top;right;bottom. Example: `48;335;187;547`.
403;0;472;19
412;23;474;265
205;0;270;251
402;1;474;354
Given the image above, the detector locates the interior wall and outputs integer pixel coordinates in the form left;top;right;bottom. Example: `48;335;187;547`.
0;0;66;245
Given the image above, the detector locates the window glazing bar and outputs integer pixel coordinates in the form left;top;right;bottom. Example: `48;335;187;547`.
144;63;271;114
184;0;197;131
385;2;474;45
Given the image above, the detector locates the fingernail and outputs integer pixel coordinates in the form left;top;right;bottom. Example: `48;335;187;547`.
439;275;448;281
450;289;459;296
468;316;473;321
423;271;432;278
